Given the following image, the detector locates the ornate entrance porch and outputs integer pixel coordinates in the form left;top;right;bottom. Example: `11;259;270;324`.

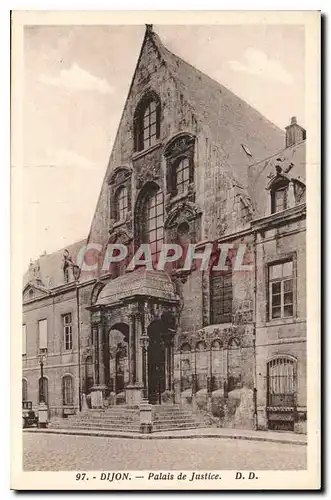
87;269;179;408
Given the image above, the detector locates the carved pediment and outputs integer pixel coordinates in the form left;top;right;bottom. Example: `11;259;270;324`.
23;282;50;302
164;134;195;160
108;226;133;244
165;200;202;229
108;166;132;186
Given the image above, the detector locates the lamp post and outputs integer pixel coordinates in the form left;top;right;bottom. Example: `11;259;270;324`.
140;334;149;401
38;348;48;428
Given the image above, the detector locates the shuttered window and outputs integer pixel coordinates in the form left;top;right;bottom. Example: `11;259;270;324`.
38;319;48;350
210;269;233;324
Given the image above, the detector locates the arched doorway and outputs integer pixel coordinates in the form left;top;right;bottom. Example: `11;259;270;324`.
147;320;166;404
109;323;129;395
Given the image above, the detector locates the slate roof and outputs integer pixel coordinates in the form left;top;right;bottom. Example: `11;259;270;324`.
150;30;286;185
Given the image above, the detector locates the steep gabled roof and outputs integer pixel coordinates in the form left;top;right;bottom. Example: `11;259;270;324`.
149;30;285;180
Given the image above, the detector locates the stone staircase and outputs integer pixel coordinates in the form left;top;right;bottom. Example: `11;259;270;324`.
49;404;209;434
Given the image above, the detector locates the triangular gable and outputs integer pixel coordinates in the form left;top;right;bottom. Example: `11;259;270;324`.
23;282;51;302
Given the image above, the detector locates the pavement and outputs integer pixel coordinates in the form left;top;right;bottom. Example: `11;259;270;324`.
24;425;307;446
23;432;307;471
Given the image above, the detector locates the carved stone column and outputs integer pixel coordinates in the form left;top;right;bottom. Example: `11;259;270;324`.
128;310;136;384
161;330;175;395
90;308;108;408
125;303;144;406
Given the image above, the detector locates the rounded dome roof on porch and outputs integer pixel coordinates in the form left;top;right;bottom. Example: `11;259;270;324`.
96;269;179;306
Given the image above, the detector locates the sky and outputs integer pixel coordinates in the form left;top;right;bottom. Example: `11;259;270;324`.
22;24;305;269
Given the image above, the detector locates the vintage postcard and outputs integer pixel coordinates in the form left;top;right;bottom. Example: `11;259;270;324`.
11;10;320;490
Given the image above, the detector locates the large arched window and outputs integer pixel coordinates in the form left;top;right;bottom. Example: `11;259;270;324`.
142;187;164;262
62;375;74;405
134;93;161;152
38;377;48;404
114;186;128;221
22;378;27;401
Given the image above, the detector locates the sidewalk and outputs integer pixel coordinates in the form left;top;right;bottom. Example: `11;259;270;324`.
24;426;307;446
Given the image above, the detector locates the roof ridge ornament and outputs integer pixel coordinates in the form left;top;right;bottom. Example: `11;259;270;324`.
145;24;153;35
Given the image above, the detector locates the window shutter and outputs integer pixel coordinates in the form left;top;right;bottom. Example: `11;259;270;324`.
38;319;48;350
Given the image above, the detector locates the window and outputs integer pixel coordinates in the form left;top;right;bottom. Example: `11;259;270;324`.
115;186;128;221
22;324;26;355
63;313;73;351
267;356;296;407
271;180;289;213
175;158;190;195
38;377;48;404
22;379;27;401
62;375;74;405
143;188;164;261
165;135;195;196
210;263;233;324
269;261;294;320
38;319;48;350
134;94;160;152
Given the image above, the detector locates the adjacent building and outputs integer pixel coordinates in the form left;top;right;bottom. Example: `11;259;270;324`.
22;26;306;432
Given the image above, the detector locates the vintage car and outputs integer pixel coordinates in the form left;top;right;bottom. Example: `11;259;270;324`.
22;401;38;428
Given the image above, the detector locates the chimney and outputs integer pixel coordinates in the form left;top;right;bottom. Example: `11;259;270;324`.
285;116;306;148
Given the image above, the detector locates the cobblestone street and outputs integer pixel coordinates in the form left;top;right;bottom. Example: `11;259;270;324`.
23;433;307;471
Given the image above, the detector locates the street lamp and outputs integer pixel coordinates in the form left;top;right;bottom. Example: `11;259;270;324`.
38;348;48;428
140;334;149;401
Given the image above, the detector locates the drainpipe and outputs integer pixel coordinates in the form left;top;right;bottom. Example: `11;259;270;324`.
76;283;82;412
253;230;258;430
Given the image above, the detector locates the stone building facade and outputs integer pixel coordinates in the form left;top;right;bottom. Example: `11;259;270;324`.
22;26;306;432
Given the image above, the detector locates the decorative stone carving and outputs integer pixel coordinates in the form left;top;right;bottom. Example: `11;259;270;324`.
136;164;160;188
29;260;41;281
164;134;195;159
133;145;162;190
108;227;133;245
62;249;80;282
91;280;107;305
108;166;132;186
165;200;202;229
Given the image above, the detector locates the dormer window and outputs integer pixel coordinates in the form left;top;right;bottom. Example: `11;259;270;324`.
134;92;161;152
270;178;289;214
